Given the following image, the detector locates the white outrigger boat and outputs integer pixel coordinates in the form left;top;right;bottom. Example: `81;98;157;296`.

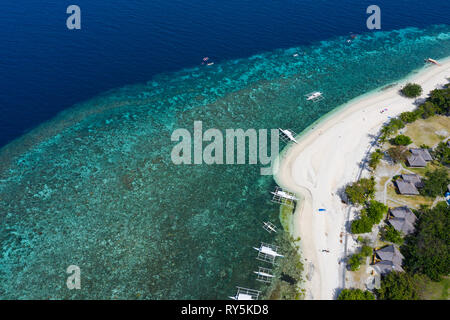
254;267;275;283
305;91;324;102
254;242;284;264
262;221;277;233
278;128;298;144
270;186;298;208
229;287;261;300
271;189;298;201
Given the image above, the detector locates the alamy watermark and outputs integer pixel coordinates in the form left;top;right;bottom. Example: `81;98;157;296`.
66;5;81;30
171;121;279;175
66;265;81;290
366;5;381;30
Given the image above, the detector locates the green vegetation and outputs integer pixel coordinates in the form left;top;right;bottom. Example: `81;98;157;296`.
263;232;304;300
380;118;405;142
361;245;373;257
391;134;412;146
420;167;450;198
280;204;294;232
338;288;375;300
345;177;376;205
377;271;422;300
348;253;364;271
379;83;449;145
403;202;450;281
357;236;370;245
433;141;450;166
407;85;449;120
399;111;419;123
419;276;449;300
381;224;403;245
351;200;388;234
366;200;388;224
387;146;408;163
368;149;383;170
401;83;423;98
351;216;373;234
427;86;450;115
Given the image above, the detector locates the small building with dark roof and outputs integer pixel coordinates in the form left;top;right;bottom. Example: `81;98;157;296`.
406;148;432;167
410;148;433;161
389;206;417;223
401;174;424;188
373;245;404;275
388;218;415;235
395;180;419;195
407;154;427;167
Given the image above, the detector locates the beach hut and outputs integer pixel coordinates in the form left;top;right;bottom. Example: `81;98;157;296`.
372;245;404;275
388;206;417;235
395;180;419;195
406;155;427;167
406;148;433;167
410;148;433;161
401;174;424;188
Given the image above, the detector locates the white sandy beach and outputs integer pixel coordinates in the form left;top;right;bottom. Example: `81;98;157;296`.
274;59;450;300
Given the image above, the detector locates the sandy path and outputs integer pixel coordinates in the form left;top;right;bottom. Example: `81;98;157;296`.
273;59;450;300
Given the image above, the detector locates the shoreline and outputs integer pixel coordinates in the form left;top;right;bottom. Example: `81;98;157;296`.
273;57;450;300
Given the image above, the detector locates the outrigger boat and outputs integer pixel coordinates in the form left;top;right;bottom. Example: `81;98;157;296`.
425;58;440;66
229;287;261;300
305;91;324;102
262;221;277;233
271;189;298;201
254;267;275;283
278;128;298;144
254;242;284;264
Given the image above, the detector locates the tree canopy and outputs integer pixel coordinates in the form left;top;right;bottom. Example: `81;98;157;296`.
401;83;423;98
345;177;376;205
381;224;403;245
387;146;408;164
402;202;450;281
432;141;450;166
421;168;450;197
365;200;388;224
338;288;375;300
391;134;412;146
377;271;421;300
368;149;384;170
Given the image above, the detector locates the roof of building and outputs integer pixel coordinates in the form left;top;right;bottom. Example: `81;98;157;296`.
410;148;433;161
396;180;420;195
406;155;427;167
389;206;417;224
389;217;416;235
401;174;423;188
374;245;404;274
373;260;404;275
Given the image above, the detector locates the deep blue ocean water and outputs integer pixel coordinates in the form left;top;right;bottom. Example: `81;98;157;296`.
0;1;449;300
1;0;450;147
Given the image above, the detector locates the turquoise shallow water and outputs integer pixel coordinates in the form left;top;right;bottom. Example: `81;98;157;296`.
1;25;450;299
